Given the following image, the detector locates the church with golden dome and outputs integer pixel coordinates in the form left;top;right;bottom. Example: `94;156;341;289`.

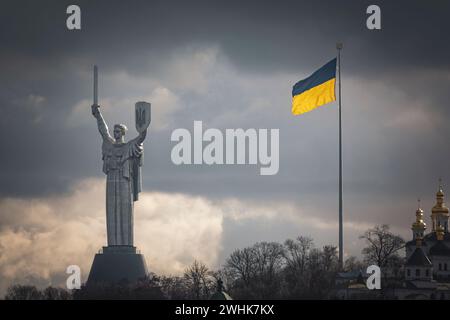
334;180;450;299
404;180;450;291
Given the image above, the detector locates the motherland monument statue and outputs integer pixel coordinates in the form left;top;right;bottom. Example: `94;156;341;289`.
86;65;151;286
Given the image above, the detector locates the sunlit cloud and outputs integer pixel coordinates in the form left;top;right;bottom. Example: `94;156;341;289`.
0;177;375;296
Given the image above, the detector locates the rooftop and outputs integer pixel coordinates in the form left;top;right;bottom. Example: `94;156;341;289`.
406;247;432;266
429;241;450;256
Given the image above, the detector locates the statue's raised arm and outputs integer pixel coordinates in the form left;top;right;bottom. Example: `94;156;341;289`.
91;104;113;142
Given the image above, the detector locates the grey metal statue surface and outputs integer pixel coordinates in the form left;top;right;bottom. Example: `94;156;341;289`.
90;65;151;247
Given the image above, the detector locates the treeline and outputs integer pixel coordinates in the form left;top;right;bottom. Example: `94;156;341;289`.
4;225;405;300
4;285;72;300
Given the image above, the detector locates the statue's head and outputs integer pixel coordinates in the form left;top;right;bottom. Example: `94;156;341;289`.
113;124;128;141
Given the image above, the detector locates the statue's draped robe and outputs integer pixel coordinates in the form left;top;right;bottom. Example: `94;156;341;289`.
96;114;143;246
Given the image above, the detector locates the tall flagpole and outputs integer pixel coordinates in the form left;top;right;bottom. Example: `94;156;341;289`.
93;65;98;106
336;42;343;270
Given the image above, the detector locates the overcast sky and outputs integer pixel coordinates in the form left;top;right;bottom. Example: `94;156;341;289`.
1;0;450;294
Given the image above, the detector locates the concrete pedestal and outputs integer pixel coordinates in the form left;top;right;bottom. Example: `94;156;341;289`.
86;246;148;286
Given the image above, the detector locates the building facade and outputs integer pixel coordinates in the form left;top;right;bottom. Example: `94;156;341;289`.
400;181;450;299
336;182;450;299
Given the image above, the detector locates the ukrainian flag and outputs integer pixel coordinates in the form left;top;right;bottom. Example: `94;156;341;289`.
292;58;337;115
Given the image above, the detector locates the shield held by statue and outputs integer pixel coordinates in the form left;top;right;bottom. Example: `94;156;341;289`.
135;101;151;133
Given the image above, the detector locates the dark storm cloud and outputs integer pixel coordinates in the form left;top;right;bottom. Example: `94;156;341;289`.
0;0;449;210
2;0;450;73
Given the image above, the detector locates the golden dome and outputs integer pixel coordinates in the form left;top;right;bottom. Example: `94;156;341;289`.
412;200;426;229
412;221;426;229
431;204;449;214
432;181;449;215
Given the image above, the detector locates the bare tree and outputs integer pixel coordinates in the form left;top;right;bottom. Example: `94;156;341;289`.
360;224;405;268
344;256;366;272
5;285;43;300
281;236;314;298
225;247;256;287
321;245;339;273
184;260;214;299
283;236;313;274
224;242;285;299
42;286;72;300
160;276;188;299
303;245;339;299
253;242;285;281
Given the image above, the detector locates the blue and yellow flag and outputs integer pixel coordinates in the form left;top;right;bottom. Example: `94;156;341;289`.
292;58;337;115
